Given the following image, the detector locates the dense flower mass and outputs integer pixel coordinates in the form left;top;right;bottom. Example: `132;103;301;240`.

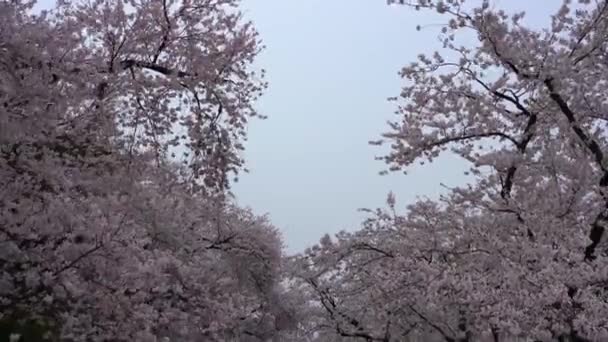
0;0;292;341
289;0;608;341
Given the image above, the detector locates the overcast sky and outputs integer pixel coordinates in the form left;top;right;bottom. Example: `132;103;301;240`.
233;0;560;252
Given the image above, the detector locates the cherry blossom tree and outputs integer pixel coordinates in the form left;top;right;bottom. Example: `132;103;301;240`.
292;0;608;341
0;0;292;340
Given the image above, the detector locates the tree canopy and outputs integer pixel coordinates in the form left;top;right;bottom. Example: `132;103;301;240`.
2;0;608;341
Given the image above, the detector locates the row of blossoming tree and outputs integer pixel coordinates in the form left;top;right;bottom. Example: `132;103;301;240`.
288;0;608;341
2;0;608;341
0;0;299;340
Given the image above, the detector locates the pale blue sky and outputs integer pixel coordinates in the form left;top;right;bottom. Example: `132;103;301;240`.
234;0;559;252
